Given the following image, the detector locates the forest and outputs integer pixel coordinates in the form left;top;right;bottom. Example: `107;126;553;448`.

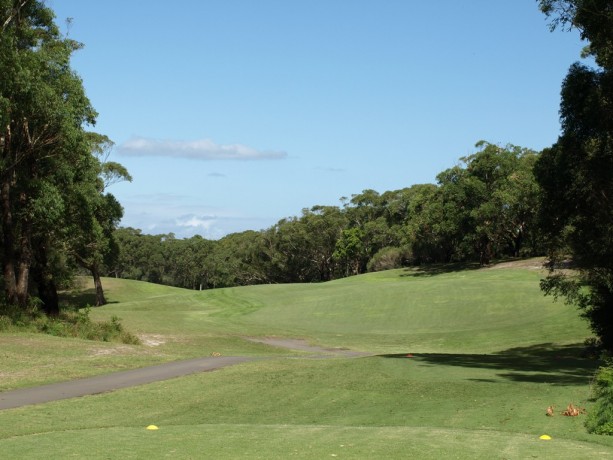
109;141;542;289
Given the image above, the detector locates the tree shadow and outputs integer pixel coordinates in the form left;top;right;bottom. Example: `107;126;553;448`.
59;290;118;309
380;343;600;385
400;262;481;278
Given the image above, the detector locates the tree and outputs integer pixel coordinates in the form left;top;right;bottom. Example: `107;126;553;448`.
536;0;613;350
0;0;97;309
67;134;130;306
434;143;540;264
333;227;366;276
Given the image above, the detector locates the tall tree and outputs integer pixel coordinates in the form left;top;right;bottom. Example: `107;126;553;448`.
536;0;613;350
68;134;129;306
0;0;97;309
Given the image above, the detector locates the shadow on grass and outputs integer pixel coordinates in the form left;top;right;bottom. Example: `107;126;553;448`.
400;257;542;278
400;262;481;278
59;289;118;310
380;343;600;385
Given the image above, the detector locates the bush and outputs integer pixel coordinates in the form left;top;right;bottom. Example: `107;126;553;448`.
0;315;12;331
586;364;613;435
0;302;140;344
368;246;413;272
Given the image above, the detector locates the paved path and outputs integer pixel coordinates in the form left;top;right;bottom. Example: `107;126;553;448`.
0;338;368;410
0;356;252;410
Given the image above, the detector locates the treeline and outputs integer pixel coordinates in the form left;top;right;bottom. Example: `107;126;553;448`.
107;141;543;289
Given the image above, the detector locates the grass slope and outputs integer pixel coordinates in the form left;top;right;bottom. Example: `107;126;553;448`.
1;261;611;458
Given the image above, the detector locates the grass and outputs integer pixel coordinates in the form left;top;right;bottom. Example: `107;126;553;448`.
1;259;612;458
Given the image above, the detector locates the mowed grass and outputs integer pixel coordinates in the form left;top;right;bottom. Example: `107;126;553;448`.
1;260;613;458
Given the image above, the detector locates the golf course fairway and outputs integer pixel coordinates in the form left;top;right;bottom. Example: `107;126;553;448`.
1;260;612;458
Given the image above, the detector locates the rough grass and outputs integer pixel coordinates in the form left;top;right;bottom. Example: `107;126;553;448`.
1;259;611;458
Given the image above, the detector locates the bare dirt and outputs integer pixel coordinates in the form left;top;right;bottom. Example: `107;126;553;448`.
246;337;371;358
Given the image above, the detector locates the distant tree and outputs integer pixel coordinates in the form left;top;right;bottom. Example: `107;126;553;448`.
333;227;366;276
112;229;169;283
268;216;318;282
430;142;539;265
404;184;450;264
536;0;613;350
209;230;270;287
301;206;346;281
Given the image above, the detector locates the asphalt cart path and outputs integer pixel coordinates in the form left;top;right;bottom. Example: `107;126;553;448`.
0;356;252;410
0;337;369;410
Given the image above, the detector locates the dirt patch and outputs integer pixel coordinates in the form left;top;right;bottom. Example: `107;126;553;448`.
246;337;370;358
139;334;168;347
89;345;135;356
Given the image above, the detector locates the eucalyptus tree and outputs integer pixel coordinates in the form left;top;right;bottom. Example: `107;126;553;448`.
341;190;402;274
63;134;131;307
300;205;347;281
268;216;317;282
0;0;97;310
536;0;613;350
209;230;271;287
164;235;214;289
112;228;167;282
438;143;539;264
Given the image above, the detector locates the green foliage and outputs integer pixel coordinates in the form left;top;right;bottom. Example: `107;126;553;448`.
0;302;139;344
586;364;613;435
437;143;541;264
539;0;613;69
536;0;613;351
110;151;542;290
367;246;411;272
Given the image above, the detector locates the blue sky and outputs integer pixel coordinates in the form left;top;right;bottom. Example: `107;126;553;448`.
49;0;586;239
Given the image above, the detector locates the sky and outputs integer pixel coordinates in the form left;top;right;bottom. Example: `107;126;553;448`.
48;0;588;240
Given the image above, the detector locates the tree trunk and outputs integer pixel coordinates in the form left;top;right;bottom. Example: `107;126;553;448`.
15;194;33;308
33;269;59;315
92;266;106;306
1;177;18;305
1;179;30;307
31;238;60;315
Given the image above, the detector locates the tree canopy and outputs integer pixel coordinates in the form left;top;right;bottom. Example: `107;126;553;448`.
0;0;126;313
109;141;543;290
536;0;613;350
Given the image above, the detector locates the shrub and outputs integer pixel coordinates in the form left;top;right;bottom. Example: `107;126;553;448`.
586;364;613;435
368;246;413;272
0;302;140;345
0;315;12;331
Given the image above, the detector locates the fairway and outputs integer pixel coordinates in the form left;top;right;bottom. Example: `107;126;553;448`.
1;261;612;458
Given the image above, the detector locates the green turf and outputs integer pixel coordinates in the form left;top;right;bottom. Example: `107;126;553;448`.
1;261;611;458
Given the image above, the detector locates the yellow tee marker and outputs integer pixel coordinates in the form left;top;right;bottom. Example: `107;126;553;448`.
146;425;159;430
539;434;552;440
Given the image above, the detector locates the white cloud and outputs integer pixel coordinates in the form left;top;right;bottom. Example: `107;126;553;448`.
118;137;287;160
176;214;216;230
116;195;274;239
